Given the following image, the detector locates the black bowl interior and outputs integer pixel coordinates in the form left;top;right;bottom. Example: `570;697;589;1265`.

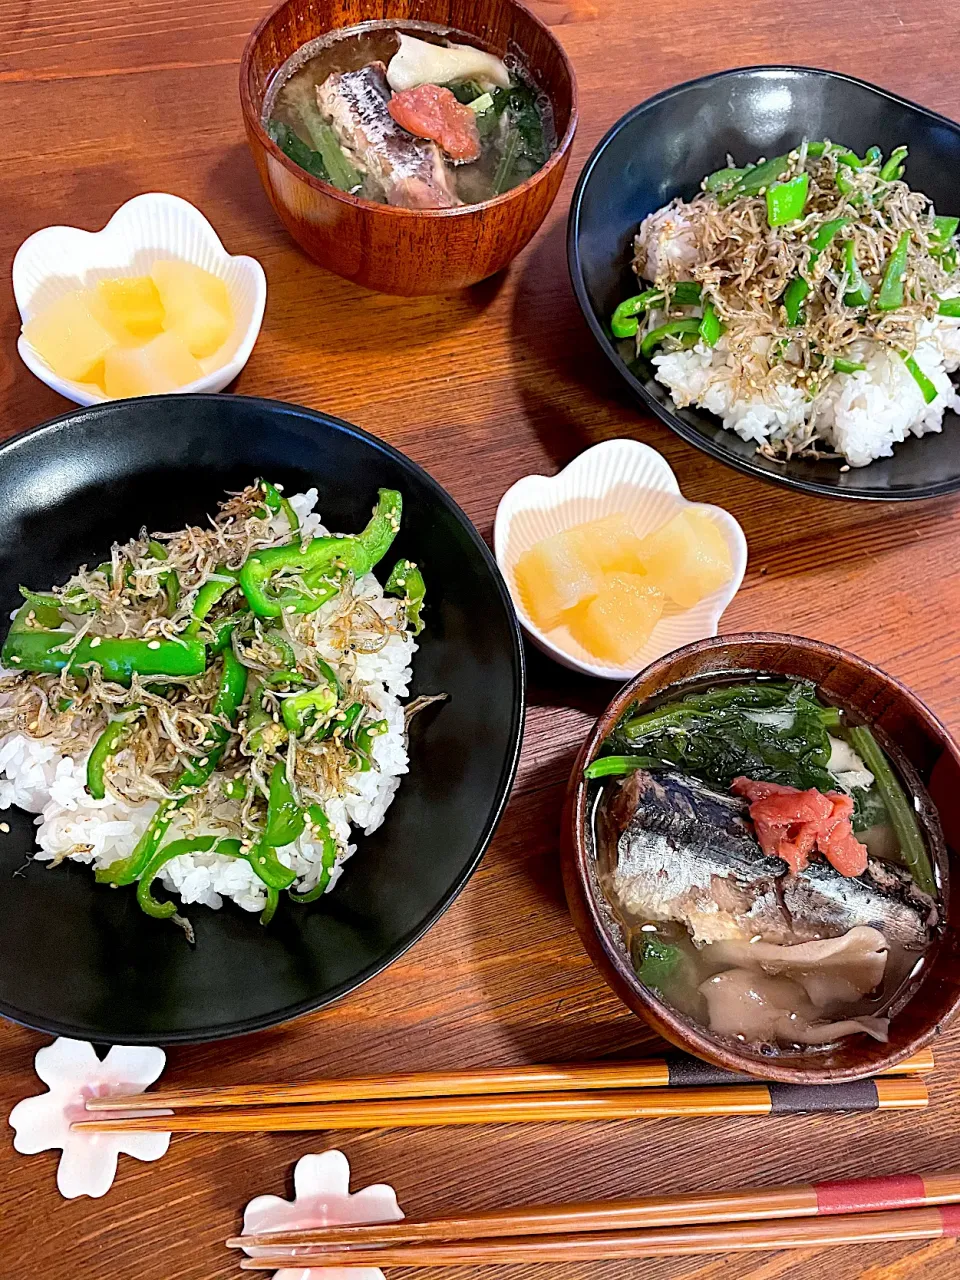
0;395;523;1043
568;66;960;500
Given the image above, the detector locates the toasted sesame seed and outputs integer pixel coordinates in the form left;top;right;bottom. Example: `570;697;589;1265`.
0;822;9;834
9;656;20;664
90;637;102;648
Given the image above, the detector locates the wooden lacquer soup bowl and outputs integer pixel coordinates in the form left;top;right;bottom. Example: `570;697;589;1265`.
562;634;960;1084
240;0;577;295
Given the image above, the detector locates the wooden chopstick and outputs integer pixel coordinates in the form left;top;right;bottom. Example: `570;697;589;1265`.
73;1076;927;1133
83;1046;935;1113
234;1205;960;1267
226;1169;960;1250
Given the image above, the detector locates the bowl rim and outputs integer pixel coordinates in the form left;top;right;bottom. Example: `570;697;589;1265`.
239;0;579;219
0;392;527;1044
566;63;960;502
563;630;960;1083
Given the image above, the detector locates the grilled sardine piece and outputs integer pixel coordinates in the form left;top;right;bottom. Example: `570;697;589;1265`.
598;769;932;949
316;63;459;209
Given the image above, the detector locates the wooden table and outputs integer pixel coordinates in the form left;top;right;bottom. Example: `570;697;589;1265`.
2;1;960;1276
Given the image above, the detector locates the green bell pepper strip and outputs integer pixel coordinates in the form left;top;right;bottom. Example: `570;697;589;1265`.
834;150;864;170
385;558;426;635
289;805;338;903
938;297;960;318
223;776;247;801
1;606;207;685
280;683;337;735
833;358;866;374
257;480;301;534
781;218;849;324
338;701;364;737
902;353;937;404
137;835;277;927
698;302;723;348
137;835;237;919
782;276;810;326
248;840;298;891
843;239;873;307
353;718;388;772
177;645;248;791
932;215;959;245
766;172;809;226
14;595;64;628
864;146;882;166
263;760;306;847
184;568;239;638
97;643;247;884
703;165;751;192
875;232;911;311
717;153;792;205
246;682;288;754
97;797;180;886
245;762;300;891
19;588;65;619
640;318;702;358
259;885;280;926
148;541;180;617
265;629;298;670
811;217;849;253
238;488;402;619
610;283;702;339
86;713;140;800
879;146;907;182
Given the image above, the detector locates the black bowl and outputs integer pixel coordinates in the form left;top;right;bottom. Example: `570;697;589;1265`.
0;395;524;1043
568;66;960;501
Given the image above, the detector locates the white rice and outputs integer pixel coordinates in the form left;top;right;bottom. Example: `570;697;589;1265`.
0;491;416;916
651;308;960;468
636;201;960;467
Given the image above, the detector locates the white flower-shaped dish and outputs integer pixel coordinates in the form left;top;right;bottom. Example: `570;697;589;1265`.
13;193;267;406
494;439;747;680
242;1150;404;1280
8;1037;171;1199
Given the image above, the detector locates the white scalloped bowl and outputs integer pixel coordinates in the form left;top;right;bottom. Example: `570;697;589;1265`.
494;439;747;680
13;193;267;406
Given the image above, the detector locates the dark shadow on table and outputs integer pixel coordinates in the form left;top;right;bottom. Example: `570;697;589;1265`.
508;215;672;471
207;144;511;355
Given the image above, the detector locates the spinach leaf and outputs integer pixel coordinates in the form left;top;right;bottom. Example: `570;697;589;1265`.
267;119;330;183
605;680;842;793
490;83;547;192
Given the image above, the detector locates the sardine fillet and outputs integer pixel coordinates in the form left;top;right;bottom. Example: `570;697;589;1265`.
599;770;796;945
598;770;931;949
316;63;460;209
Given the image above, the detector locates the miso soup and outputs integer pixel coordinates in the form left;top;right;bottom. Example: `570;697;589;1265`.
586;676;944;1055
263;21;556;209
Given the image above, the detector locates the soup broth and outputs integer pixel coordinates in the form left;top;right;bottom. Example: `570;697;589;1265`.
264;21;556;209
587;675;944;1056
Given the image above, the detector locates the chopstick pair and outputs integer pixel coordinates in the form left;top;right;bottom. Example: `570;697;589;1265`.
74;1048;935;1133
228;1169;960;1267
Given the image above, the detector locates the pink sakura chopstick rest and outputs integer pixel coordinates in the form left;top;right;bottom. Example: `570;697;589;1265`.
242;1149;404;1280
8;1036;172;1198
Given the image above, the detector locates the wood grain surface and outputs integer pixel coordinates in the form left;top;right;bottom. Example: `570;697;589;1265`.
2;1;960;1278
